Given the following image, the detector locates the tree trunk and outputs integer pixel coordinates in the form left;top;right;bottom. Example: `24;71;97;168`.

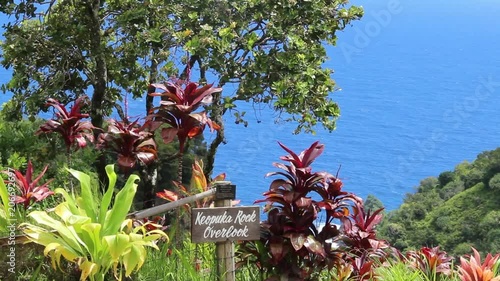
142;47;160;209
204;90;225;178
86;0;108;189
141;161;158;209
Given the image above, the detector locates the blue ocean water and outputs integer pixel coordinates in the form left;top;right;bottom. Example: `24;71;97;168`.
1;0;499;210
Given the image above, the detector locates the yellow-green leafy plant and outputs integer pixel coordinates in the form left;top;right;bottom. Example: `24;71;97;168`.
20;165;167;281
0;177;11;232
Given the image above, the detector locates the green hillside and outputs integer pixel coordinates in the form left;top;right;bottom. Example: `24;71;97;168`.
378;148;500;256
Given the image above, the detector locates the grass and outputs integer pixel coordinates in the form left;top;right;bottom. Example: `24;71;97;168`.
3;232;499;281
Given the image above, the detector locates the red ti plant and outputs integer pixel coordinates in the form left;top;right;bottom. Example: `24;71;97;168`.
458;248;500;281
146;79;221;182
406;246;453;280
351;253;378;281
340;204;389;257
335;204;388;280
2;161;54;210
36;97;96;152
96;118;157;171
237;141;361;280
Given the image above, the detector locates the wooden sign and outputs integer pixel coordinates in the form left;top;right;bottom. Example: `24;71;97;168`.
191;206;260;243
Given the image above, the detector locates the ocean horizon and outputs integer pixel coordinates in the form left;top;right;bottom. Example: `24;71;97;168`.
1;0;499;211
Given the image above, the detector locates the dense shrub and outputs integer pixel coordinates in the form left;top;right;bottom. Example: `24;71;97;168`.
453;242;474;256
488;173;500;190
364;194;384;213
461;168;484;189
486;229;500;253
438;171;455;187
417;177;438;193
379;147;500;256
439;180;464;200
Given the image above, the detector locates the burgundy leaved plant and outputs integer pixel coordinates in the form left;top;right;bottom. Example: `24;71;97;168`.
147;80;221;153
146;79;221;184
406;246;453;280
2;161;54;210
96;118;157;171
340;204;389;257
338;203;389;280
36;97;96;152
458;248;500;281
351;253;377;281
237;141;362;280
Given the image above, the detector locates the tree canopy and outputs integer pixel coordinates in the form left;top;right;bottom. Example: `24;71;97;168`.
0;0;363;176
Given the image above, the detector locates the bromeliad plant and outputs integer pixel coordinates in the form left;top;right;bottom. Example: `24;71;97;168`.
406;246;453;281
36;97;96;153
2;160;54;210
458;248;500;281
238;141;362;280
20;165;167;281
96;119;157;171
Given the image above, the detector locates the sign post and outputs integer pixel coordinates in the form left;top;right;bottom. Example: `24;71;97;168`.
215;197;234;281
191;181;260;281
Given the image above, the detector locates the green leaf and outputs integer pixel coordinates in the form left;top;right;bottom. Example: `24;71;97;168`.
80;223;102;260
99;165;116;225
54;188;79;215
0;177;10;232
103;233;130;261
54;202;90;226
102;174;139;235
27;211;85;254
67;168;97;222
123;244;144;276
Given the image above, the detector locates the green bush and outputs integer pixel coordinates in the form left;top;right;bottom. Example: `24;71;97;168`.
453;242;474;256
461;168;484;189
488;173;500;190
439;180;464;200
486;229;500;253
438;171;455;187
417;177;438;193
364;194;384;213
479;211;500;236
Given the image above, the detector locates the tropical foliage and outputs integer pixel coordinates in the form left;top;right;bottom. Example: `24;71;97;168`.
36;97;95;152
147;80;221;153
2;160;54;210
0;176;11;233
97;119;157;171
156;158;226;210
458;248;500;281
0;0;363;179
405;246;453;280
237;141;388;280
20;165;167;281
